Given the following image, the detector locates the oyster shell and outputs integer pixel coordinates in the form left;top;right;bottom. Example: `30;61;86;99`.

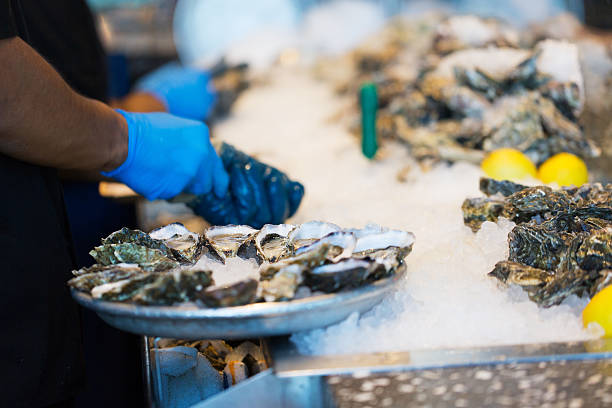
254;224;295;262
201;279;258;307
468;178;612;306
304;259;374;293
205;225;258;260
68;265;144;292
102;227;178;261
288;221;341;250
89;243;180;272
91;273;159;301
479;177;528;197
294;231;357;263
131;269;214;305
90;268;214;305
353;229;415;259
462;197;506;232
149;223;202;263
489;261;555;287
260;241;332;280
258;264;304;302
508;224;574;271
71;263;139;277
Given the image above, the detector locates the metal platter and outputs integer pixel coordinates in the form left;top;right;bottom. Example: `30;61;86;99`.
71;269;405;340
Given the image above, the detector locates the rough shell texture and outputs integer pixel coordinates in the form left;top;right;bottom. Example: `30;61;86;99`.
201;279;258;307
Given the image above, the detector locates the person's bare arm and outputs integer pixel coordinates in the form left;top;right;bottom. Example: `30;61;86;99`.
0;37;127;172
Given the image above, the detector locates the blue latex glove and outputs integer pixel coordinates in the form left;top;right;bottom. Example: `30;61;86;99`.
103;110;229;201
186;143;304;228
135;63;217;120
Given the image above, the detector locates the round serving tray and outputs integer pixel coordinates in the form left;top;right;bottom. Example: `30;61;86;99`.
71;269;405;340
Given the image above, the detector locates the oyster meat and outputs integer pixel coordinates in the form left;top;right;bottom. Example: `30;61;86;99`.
258;264;304;302
89;243;180;272
73;221;416;307
205;225;258;260
201;279;258;308
304;259;374;293
68;264;144;292
288;221;341;250
254;224;295;262
91;269;214;305
149;223;202;263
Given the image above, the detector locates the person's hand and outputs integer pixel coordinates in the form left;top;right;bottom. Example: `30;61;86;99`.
186;143;304;228
135;63;216;120
102;110;229;200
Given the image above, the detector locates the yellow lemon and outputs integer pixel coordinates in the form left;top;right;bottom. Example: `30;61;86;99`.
583;285;612;338
481;148;537;181
537;152;588;187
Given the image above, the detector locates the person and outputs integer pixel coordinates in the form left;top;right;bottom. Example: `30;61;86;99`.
0;1;303;407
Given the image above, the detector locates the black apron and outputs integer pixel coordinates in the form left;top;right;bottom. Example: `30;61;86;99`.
0;1;108;406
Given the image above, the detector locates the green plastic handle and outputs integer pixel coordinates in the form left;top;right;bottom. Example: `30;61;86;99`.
360;83;378;159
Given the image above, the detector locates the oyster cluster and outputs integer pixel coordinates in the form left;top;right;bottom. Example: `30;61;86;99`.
463;177;612;307
157;338;267;388
69;222;415;307
337;15;599;167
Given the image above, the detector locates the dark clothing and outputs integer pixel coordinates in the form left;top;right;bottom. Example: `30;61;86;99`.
0;1;107;406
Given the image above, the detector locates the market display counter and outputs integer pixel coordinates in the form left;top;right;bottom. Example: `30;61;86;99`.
143;336;612;407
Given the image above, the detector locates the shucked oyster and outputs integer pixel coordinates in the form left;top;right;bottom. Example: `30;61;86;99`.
352;229;415;268
304;259;374;293
74;221;417;307
288;221;341;250
89;243;180;272
254;224;295;262
294;231;357;263
68;264;144;292
258;264;305;302
131;269;214;305
101;227;178;261
205;225;258;260
91;269;214;305
201;279;258;307
149;223;202;263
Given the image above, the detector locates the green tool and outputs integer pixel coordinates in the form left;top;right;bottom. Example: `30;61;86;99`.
360;82;378;159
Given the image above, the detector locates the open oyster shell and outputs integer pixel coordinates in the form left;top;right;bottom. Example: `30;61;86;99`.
205;225;258;261
149;223;202;263
288;221;341;250
254;224;295;262
258;264;304;302
201;279;258;307
74;221;416;307
68;264;144;292
89;243;180;272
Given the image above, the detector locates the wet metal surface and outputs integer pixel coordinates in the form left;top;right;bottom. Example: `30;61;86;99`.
326;359;612;408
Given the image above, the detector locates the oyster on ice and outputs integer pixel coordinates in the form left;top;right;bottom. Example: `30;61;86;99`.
287;221;341;250
304;259;374;293
90;269;214;305
89;243;180;272
201;279;258;307
131;269;214;305
72;221;417;307
258;264;305;302
205;225;258;260
68;264;144;292
254;224;295;262
149;223;202;263
465;178;612;306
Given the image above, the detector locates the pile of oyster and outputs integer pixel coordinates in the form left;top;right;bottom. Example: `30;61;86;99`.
156;338;267;387
463;177;611;307
68;222;415;307
337;15;600;167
